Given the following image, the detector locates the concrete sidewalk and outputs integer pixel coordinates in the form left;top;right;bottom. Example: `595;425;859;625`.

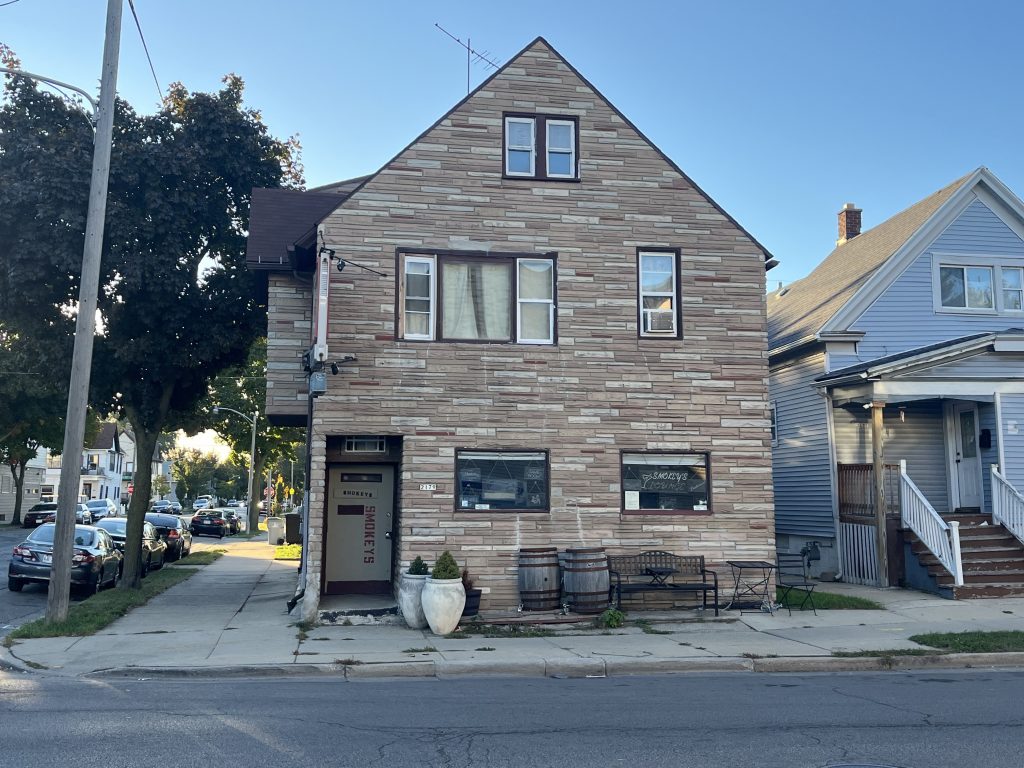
5;539;1024;679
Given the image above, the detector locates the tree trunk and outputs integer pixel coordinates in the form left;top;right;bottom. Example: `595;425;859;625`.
120;425;159;590
10;459;27;526
248;450;265;533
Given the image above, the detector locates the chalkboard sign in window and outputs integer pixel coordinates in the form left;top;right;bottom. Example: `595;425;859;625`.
621;452;710;514
456;450;548;512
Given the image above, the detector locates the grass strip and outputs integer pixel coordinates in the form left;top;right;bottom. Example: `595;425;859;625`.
174;549;225;566
8;551;224;640
275;543;302;560
909;630;1024;653
776;588;885;610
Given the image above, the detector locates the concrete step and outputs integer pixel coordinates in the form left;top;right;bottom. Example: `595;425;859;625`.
920;555;1024;572
934;569;1024;584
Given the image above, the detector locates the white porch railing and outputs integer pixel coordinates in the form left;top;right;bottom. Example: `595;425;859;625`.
992;465;1024;548
899;460;963;587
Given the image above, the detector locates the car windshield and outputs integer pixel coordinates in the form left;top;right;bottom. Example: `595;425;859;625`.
27;525;94;546
86;501;106;508
98;519;127;535
29;503;57;512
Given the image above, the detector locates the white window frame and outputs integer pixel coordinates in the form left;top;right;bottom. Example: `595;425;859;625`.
516;258;555;345
638;250;679;337
402;255;436;340
504;117;535;177
344;436;387;454
1001;266;1024;312
545;119;576;179
932;253;1024;315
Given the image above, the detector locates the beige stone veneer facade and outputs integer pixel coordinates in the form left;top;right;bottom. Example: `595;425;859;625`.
273;38;775;619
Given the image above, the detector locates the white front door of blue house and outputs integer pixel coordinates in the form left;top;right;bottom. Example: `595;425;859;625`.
950;402;982;510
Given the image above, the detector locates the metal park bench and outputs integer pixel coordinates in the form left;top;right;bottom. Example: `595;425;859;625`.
607;550;719;616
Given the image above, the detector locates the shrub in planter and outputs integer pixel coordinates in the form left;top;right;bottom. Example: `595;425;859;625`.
461;568;483;617
399;557;430;630
421;550;466;635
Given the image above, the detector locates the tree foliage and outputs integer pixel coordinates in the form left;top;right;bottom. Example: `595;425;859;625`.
0;70;301;587
167;447;221;504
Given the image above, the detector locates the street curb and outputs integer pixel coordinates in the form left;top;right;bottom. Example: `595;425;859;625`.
83;664;339;679
752;651;1024;673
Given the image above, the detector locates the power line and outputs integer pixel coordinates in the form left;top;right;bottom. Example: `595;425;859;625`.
128;0;162;101
0;1;23;8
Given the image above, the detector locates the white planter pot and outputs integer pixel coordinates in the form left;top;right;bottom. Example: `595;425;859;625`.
398;573;428;629
421;577;466;636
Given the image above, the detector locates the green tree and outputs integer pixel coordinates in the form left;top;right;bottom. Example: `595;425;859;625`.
167;448;220;505
0;328;69;525
0;72;300;587
203;338;304;531
151;475;171;500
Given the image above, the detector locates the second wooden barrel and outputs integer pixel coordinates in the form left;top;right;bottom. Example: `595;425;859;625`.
562;547;610;614
518;547;561;611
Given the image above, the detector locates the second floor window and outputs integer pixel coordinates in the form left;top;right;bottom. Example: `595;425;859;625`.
503;114;578;180
638;250;680;338
400;251;555;344
937;259;1024;314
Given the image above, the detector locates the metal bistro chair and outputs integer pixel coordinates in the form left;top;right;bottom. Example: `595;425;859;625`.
776;552;818;615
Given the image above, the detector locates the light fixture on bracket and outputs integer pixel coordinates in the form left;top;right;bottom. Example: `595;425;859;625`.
317;243;387;277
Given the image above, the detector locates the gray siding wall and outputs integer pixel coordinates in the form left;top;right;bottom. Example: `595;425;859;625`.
897;352;1024;379
980;402;999;512
829;199;1024;371
769;351;833;536
1003;394;1024;491
833;401;949;511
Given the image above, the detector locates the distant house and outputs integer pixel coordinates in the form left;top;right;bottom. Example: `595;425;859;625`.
0;447;45;523
768;168;1024;598
248;37;777;621
43;422;125;503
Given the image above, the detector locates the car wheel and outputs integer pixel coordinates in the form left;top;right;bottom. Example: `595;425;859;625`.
8;577;24;592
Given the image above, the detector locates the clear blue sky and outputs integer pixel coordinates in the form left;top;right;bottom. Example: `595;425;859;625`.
5;0;1024;284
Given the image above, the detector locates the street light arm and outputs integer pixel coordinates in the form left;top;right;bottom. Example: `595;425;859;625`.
212;405;256;427
0;66;99;115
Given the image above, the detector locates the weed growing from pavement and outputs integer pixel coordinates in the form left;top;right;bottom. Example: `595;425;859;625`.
7;556;222;640
475;647;496;651
454;623;556;638
334;658;363;666
296;630;309;642
293;619;318;633
403;646;438;654
831;649;944;659
635;619;672;635
909;630;1024;653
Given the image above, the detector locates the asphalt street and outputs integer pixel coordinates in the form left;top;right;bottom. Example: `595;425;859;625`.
0;524;45;638
1;670;1022;767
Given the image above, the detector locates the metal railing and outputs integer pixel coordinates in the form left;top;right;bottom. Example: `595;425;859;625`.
992;464;1024;548
899;460;963;586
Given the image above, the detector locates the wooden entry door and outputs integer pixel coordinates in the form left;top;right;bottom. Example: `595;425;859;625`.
324;465;394;594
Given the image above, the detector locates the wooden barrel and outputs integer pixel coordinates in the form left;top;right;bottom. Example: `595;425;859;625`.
518;547;561;611
562;547;610;614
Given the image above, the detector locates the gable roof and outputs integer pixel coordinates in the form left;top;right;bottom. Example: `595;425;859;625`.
767;170;976;354
245;181;364;271
89;422;119;451
324;36;773;267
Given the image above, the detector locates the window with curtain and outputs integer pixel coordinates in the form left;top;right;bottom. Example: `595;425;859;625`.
399;251;555;344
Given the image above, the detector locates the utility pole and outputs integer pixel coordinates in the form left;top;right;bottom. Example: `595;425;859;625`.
47;0;123;623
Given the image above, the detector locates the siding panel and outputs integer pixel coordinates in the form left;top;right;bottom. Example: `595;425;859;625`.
1003;394;1024;491
769;352;833;536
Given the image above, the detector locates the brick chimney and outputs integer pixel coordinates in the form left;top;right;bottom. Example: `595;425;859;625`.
837;202;862;246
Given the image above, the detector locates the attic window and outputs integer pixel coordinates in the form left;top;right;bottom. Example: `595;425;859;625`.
503;114;578;181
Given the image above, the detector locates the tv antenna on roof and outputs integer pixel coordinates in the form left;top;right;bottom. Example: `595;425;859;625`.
435;23;502;94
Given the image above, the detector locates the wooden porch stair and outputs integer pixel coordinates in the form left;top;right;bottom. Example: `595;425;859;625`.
910;513;1024;598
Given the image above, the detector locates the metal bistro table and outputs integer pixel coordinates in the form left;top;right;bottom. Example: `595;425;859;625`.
725;560;777;614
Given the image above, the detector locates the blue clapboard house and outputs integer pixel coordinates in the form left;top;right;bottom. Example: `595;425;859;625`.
768;168;1024;598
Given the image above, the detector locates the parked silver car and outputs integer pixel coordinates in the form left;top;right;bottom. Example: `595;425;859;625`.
85;498;119;521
